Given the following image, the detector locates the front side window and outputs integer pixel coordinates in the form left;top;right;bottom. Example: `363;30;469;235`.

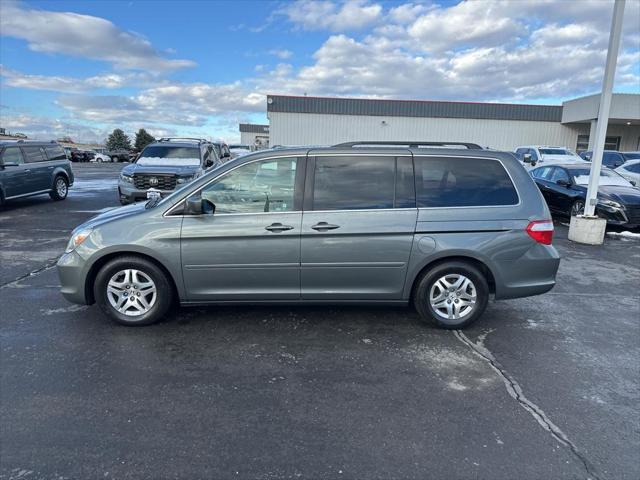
415;157;519;207
312;156;395;210
602;152;624;168
22;146;46;163
201;158;297;214
1;147;25;165
550;168;570;183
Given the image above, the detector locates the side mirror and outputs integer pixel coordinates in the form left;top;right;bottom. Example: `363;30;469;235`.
523;153;533;164
585;154;592;161
630;180;637;187
224;152;231;158
556;179;571;187
205;158;214;168
185;195;215;215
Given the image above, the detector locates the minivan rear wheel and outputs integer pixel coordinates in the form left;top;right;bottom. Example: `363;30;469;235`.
414;261;489;329
94;256;173;326
50;175;68;201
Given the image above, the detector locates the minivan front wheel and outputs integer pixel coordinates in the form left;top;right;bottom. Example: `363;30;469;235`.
50;175;68;201
414;261;489;329
94;256;173;326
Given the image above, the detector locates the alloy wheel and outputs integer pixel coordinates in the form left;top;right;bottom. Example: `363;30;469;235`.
429;274;477;320
56;178;67;197
106;269;157;317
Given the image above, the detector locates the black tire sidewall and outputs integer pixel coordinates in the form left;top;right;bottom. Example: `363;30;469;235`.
50;175;68;200
571;199;585;217
94;257;172;326
414;262;489;329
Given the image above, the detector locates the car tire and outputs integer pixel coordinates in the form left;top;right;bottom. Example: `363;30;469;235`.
571;199;585;217
49;175;69;201
94;256;173;326
112;156;119;162
413;261;489;329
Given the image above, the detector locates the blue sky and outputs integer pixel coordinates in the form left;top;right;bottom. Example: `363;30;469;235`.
1;0;639;143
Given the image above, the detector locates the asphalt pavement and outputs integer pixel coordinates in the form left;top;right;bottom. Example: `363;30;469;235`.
1;163;639;480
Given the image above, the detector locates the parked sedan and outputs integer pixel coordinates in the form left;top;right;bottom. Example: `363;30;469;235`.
615;160;640;185
530;164;640;227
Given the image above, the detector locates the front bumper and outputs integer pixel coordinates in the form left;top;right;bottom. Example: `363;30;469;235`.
118;181;174;203
596;205;640;228
57;250;89;304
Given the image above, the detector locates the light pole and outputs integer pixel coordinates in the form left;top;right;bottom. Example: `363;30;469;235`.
568;0;626;245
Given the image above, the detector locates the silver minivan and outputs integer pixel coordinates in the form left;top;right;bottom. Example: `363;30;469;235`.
57;142;560;329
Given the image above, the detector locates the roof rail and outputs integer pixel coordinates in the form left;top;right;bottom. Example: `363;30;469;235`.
333;141;483;150
157;137;208;144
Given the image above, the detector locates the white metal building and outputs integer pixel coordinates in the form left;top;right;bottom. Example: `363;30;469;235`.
266;94;640;153
239;123;270;149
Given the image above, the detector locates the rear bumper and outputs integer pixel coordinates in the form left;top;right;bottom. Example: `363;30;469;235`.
493;244;561;300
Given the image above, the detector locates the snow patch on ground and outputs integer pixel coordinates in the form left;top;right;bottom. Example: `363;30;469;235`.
70;179;117;197
41;305;88;315
606;231;640;240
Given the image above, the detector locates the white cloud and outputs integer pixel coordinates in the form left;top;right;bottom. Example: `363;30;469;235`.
0;65;156;93
281;0;382;32
0;1;195;73
269;49;293;59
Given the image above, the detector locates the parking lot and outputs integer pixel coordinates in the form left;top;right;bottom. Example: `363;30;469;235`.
1;163;639;479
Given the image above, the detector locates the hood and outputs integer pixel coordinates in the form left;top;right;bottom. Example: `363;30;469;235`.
540;154;585;163
78;202;147;231
599;186;640;206
122;162;200;176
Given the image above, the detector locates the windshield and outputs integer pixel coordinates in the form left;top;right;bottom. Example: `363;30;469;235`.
137;146;200;166
539;148;574;156
571;168;633;187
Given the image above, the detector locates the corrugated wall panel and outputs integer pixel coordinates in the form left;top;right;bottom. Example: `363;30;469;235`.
269;112;588;151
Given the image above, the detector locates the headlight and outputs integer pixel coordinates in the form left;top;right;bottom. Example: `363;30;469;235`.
65;228;93;253
599;199;623;209
120;173;134;183
177;175;195;184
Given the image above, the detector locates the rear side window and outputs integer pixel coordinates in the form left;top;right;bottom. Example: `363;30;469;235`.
1;147;25;165
414;157;519;207
44;146;66;161
22;146;47;163
312;156;395;210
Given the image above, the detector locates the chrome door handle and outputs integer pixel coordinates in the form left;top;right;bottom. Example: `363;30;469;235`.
265;223;294;232
311;222;340;231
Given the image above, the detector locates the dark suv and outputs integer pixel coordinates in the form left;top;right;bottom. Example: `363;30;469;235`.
0;141;74;205
118;138;222;204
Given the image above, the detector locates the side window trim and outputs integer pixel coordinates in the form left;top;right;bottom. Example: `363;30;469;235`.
304;154;414;212
413;155;521;208
166;155;307;216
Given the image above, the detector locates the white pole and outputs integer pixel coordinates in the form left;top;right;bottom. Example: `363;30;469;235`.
584;0;626;216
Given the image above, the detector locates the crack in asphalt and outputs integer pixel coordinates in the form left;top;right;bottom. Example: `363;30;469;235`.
0;258;59;289
453;330;601;480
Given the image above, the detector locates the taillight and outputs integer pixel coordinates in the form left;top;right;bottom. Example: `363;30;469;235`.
526;220;554;245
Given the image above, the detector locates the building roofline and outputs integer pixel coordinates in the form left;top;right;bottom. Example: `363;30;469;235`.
267;94;560;109
267;94;563;122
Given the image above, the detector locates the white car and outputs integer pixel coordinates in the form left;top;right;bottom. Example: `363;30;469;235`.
514;145;586;169
89;151;112;163
615;159;640;186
